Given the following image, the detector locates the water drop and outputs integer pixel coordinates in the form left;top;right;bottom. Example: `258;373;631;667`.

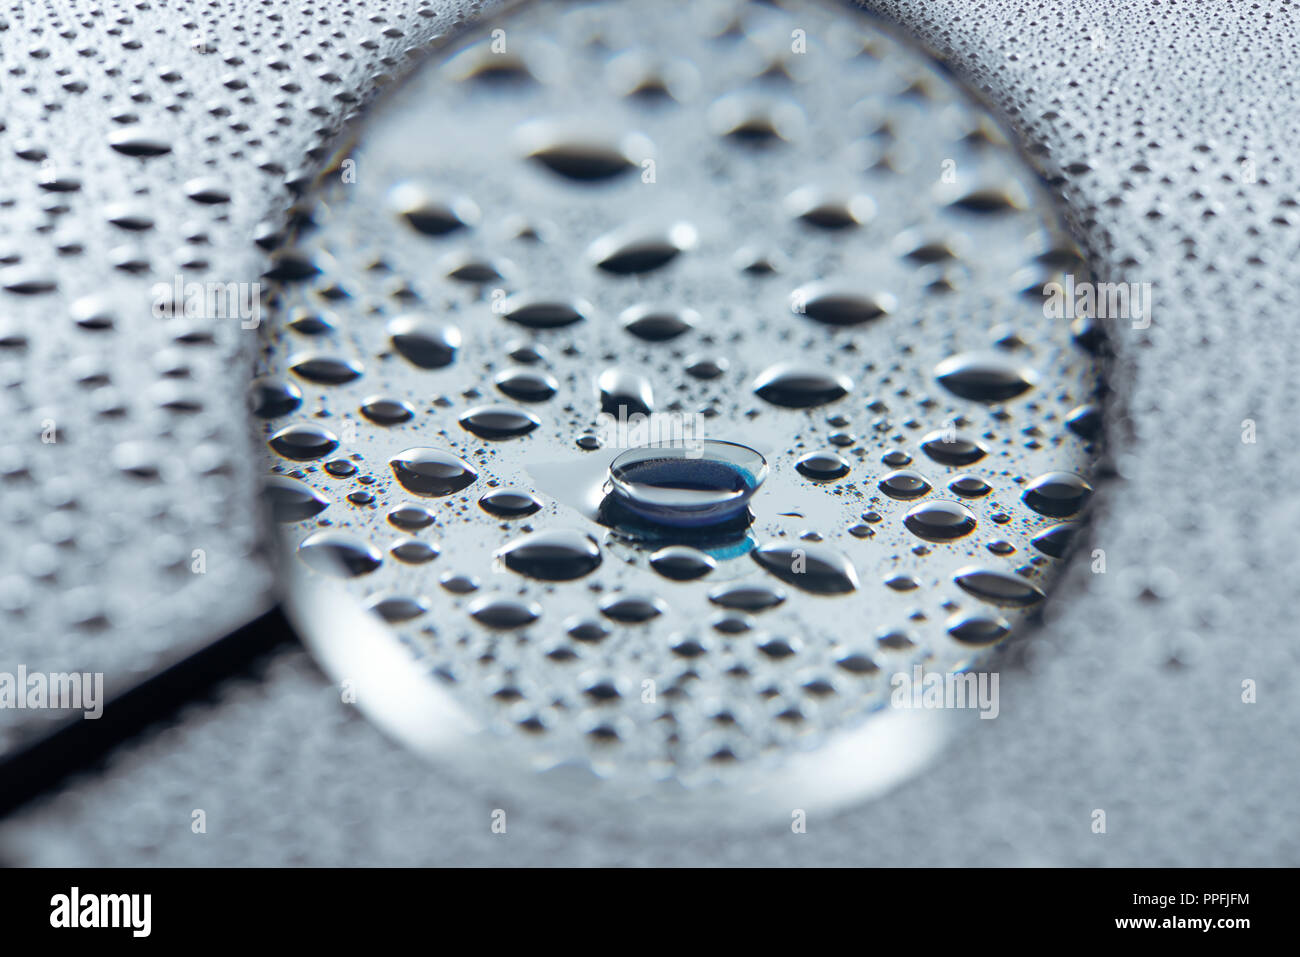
268;423;339;461
878;469;931;499
903;500;977;541
500;529;602;581
1022;471;1093;517
459;405;540;440
297;531;381;577
649;546;716;581
479;488;542;517
752;363;852;408
953;566;1045;606
387;315;461;369
920;430;987;465
752;542;859;594
796;451;851;481
264;476;328;522
389;447;478;496
934;352;1037;402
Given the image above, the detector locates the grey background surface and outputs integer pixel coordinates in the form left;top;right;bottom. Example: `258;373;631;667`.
2;0;1297;864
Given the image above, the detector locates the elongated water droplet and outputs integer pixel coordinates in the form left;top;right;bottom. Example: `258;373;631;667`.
934;352;1037;402
459;405;540;439
953;566;1045;606
298;531;382;577
500;529;602;581
752;542;859;594
1023;471;1093;517
904;500;977;541
389;448;478;496
752;363;852;408
268;423;339;461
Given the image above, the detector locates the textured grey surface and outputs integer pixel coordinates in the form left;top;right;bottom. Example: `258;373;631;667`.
3;0;1299;864
0;0;482;750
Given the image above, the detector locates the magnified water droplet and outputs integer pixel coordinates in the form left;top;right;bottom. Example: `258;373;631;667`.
948;474;992;498
298;531;382;577
250;377;302;418
268;423;339;461
519;122;652;182
752;363;852;408
289;354;363;385
479;488;542;517
752;542;859;594
389;181;480;236
494;368;558;402
597;369;655;416
600;594;666;623
1031;522;1079;558
500;294;590;329
920;430;987;465
878;469;931;499
107;125;172;157
589;222;696;275
470;596;541;629
387;315;461;369
264;476;329;522
946;612;1011;645
708;583;787;612
903;500;977;541
795;451;851;481
1022;471;1093;517
620;305;697;342
934;352;1037;402
389;448;478;496
649;546;716;580
459;405;540;439
953;566;1045;606
790;282;892;326
500;529;602;581
360;397;415;425
388;504;436;530
390;539;440;564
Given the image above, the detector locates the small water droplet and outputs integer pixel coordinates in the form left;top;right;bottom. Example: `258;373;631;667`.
500;529;602;581
649;545;716;580
264;476;328;522
459;405;540;439
903;500;977;541
298;531;382;577
470;596;540;629
934;352;1037;402
389;447;478;496
268;423;339;461
878;469;931;499
920;430;987;465
796;451;851;481
387;315;461;369
1022;471;1093;517
752;542;858;594
953;566;1045;606
752;363;852;408
479;488;542;517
